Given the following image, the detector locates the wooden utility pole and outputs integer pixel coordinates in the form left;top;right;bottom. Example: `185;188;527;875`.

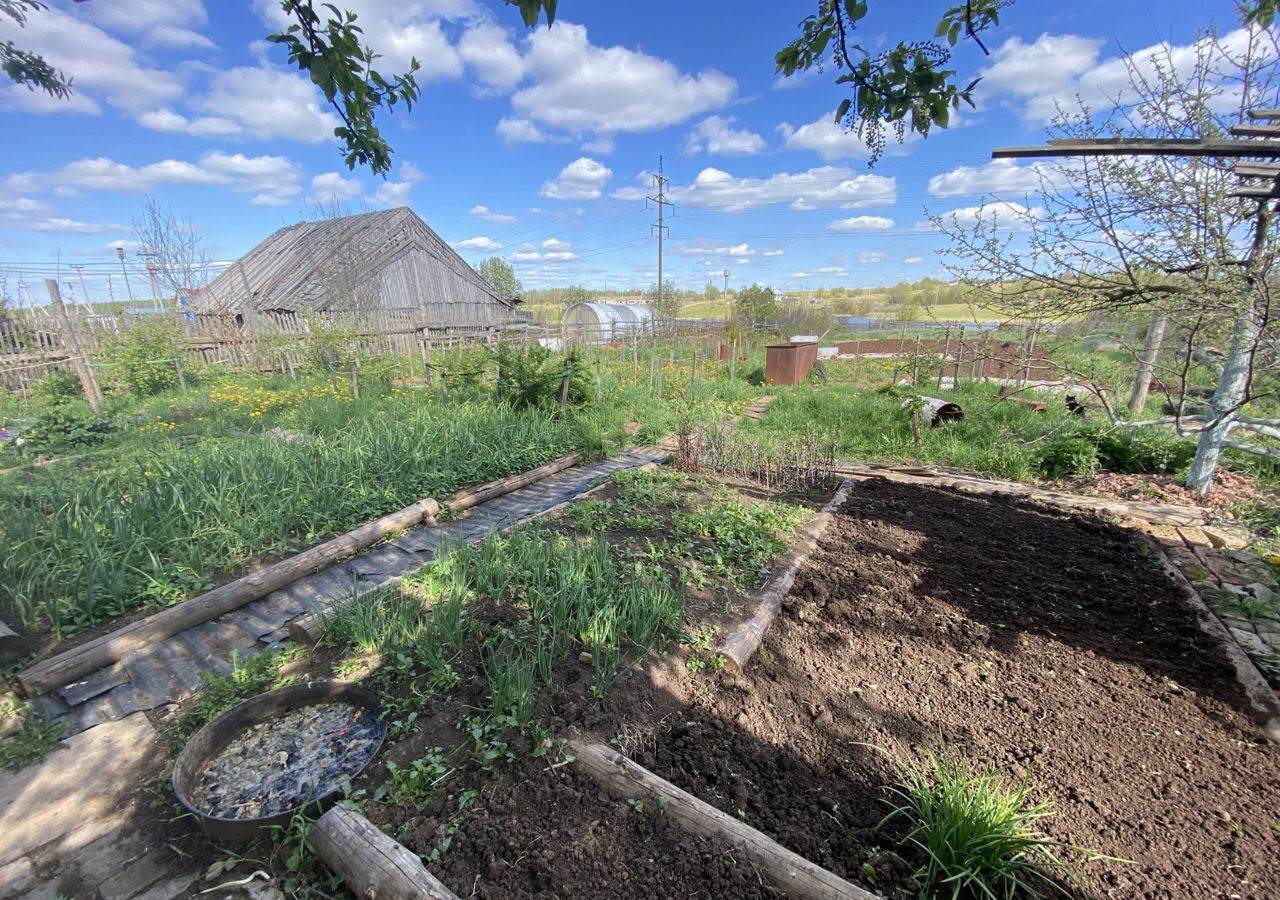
45;279;102;415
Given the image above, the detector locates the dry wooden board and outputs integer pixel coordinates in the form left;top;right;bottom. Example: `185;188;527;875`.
717;478;856;672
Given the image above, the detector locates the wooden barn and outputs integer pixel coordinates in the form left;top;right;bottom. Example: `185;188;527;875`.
191;207;526;335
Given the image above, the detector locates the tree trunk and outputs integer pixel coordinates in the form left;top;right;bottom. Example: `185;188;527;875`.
1186;304;1260;494
1128;312;1168;415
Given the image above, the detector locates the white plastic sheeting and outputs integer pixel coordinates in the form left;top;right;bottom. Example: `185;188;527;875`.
562;303;656;344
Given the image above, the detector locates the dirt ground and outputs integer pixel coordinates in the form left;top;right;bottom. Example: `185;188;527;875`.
576;479;1280;899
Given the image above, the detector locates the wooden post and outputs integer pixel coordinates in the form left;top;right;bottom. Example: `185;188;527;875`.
309;806;459;900
44;280;102;415
419;338;431;385
350;357;360;399
1129;312;1168;414
911;335;922;384
955;325;966;386
937;326;951;390
595;352;603;403
559;358;571;411
729;338;737;382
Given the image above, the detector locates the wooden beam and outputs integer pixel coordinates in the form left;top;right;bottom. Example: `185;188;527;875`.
571;741;880;900
994;140;1280;160
1230;187;1280;199
1234;163;1280;178
1247;108;1280;120
1229;124;1280;139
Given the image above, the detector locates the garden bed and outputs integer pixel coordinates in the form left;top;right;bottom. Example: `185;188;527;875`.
582;479;1280;898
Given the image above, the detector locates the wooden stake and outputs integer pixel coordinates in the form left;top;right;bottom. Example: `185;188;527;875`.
44;280;102;415
309;806;459;900
559;358;571;411
572;740;877;900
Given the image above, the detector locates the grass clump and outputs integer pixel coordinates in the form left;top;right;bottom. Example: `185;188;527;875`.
182;645;304;735
880;748;1074;900
0;700;65;771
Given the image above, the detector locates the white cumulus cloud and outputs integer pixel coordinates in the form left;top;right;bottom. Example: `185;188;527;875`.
453;236;503;252
643;165;895;213
470;205;517;223
683;116;767;156
540;157;613;200
827;215;895;232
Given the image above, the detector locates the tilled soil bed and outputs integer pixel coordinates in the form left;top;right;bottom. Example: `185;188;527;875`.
584;479;1280;899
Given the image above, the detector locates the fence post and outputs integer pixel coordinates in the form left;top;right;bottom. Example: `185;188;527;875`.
44;279;102;415
559;359;572;411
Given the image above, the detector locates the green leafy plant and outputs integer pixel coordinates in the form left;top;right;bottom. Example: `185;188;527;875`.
878;747;1077;900
182;647;303;733
11;403;114;456
386;747;452;810
104;318;183;396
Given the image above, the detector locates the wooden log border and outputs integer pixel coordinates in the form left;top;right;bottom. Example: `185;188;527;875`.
716;478;855;672
289;451;607;646
571;740;880;900
309;806;459;900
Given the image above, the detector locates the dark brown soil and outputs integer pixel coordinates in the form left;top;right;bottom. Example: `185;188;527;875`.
425;761;784;899
580;479;1280;899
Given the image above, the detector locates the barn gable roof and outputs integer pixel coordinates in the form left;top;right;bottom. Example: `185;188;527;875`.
193;207;518;316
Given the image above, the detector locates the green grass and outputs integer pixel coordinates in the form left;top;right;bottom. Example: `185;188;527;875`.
0;700;65;771
1;393;588;636
181;645;305;736
879;748;1075;900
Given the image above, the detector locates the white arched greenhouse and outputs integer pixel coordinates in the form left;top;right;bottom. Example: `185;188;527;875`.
562;302;655;344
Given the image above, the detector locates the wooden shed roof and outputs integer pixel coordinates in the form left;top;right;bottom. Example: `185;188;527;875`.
192;207;518;315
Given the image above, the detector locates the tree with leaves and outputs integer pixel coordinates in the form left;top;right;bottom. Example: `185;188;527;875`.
936;26;1280;494
476;257;522;300
645;279;681;324
734;284;781;330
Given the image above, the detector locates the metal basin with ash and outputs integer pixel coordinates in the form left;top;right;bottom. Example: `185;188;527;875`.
173;680;384;843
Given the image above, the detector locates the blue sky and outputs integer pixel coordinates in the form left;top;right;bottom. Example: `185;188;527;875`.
0;0;1257;303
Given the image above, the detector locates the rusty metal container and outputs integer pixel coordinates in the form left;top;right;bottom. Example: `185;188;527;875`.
765;342;819;385
172;681;384;843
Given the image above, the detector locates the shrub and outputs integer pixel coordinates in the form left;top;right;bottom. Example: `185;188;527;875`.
106;319;181;395
492;343;591;409
1036;433;1101;479
14;403;114;455
31;370;83;405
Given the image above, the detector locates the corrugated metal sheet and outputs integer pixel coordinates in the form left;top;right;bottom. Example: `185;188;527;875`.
191;208;520;326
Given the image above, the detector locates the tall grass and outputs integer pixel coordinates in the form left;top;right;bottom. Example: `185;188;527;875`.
1;400;585;635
